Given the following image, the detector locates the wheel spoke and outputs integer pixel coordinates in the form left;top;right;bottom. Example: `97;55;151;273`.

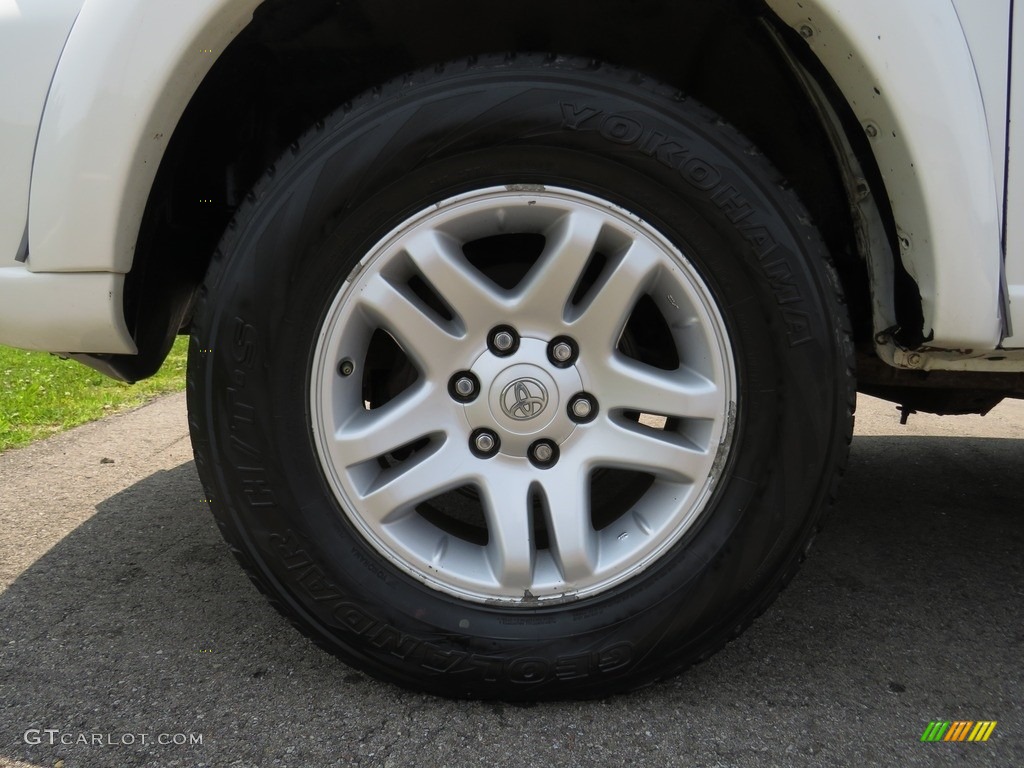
570;239;663;349
587;419;710;483
358;274;463;377
332;381;448;466
479;468;535;590
358;440;474;522
598;355;724;420
513;209;604;321
538;464;598;585
404;228;509;331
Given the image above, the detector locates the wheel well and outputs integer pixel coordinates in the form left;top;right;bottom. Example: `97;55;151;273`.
125;0;878;379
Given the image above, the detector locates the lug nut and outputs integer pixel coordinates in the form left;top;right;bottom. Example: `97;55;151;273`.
568;393;597;423
449;371;480;402
528;439;559;468
493;331;514;351
488;326;520;357
471;429;500;458
532;443;553;462
547;336;578;367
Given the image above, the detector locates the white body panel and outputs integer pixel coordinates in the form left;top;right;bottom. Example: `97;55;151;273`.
0;269;134;353
27;0;260;274
0;0;1016;364
951;0;1011;217
1003;4;1024;346
768;0;1006;351
0;1;133;354
0;0;83;266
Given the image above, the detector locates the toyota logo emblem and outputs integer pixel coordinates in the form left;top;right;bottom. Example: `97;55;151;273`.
500;378;549;421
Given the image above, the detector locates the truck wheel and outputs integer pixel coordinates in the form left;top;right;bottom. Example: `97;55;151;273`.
187;55;854;699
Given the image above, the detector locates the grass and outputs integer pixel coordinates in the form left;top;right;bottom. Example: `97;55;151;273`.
0;336;188;452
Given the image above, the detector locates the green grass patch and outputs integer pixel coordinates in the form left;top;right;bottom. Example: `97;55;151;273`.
0;336;188;452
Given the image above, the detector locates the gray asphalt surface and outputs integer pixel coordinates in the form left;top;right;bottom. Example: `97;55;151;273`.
1;392;1021;768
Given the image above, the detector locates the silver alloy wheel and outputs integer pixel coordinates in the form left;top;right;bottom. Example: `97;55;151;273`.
311;186;736;604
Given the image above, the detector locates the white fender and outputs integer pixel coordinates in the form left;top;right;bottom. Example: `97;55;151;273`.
27;0;261;275
767;0;1006;350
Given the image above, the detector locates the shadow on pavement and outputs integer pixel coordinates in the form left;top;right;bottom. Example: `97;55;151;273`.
1;435;1021;767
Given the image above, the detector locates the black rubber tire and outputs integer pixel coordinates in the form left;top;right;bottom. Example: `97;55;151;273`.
187;54;855;700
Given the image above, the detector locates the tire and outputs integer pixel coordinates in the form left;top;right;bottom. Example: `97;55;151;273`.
187;54;854;700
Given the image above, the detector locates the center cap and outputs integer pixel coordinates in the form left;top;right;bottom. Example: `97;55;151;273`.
500;377;549;421
488;364;559;435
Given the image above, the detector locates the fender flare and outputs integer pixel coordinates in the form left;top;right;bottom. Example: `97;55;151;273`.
766;0;1004;349
27;0;261;275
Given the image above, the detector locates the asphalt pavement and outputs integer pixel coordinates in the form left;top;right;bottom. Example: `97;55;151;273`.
1;392;1021;767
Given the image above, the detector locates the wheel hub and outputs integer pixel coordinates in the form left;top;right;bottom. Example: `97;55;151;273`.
463;338;582;456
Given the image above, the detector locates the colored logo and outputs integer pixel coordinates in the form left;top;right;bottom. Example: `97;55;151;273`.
920;721;997;742
500;378;548;421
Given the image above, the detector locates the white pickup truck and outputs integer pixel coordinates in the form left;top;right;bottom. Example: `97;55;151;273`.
1;0;1021;699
